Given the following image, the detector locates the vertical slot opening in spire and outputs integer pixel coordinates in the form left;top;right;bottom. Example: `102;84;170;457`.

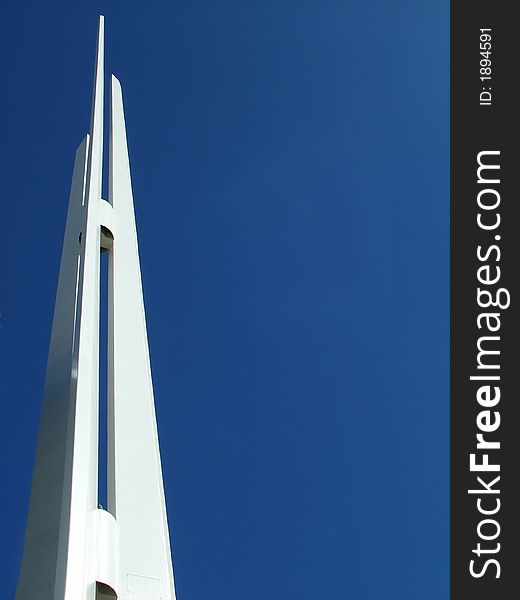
98;245;109;511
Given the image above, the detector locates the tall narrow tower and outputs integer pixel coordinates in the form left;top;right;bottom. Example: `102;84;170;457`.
16;17;176;600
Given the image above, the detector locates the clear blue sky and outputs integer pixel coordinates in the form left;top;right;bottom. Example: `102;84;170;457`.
0;2;448;598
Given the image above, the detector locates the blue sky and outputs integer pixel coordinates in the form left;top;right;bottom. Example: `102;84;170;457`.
0;2;448;598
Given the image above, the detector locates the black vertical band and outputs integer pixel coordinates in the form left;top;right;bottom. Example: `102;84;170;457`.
451;2;519;597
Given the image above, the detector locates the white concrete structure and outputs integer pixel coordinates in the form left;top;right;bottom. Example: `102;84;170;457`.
16;17;176;600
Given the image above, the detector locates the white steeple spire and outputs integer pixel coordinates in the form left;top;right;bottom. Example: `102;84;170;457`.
16;17;176;600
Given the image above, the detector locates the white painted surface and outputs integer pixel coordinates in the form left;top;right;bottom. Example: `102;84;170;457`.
96;508;119;593
16;16;176;600
109;74;176;600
